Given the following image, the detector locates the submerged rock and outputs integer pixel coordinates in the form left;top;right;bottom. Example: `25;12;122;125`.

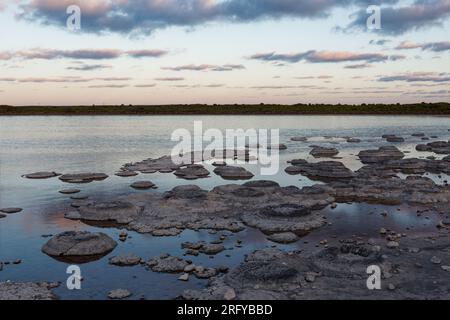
42;231;117;262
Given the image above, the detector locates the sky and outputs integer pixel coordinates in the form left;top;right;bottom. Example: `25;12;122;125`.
0;0;449;106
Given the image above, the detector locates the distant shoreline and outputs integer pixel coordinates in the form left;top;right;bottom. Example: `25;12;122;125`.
1;103;450;116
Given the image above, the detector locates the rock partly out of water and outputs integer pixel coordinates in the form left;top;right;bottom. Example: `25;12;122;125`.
174;164;210;180
108;289;131;299
285;160;355;181
385;136;405;143
147;255;190;273
182;242;225;255
267;232;299;244
42;231;117;262
109;254;142;266
358;146;405;164
290;137;308;142
0;213;6;219
416;141;450;154
0;208;23;214
130;181;157;189
346;138;361;143
65;201;142;224
59;173;108;183
0;282;58;300
213;166;254;180
59;189;81;194
23;172;60;179
115;171;138;177
310;147;339;158
123;155;182;173
267;144;288;150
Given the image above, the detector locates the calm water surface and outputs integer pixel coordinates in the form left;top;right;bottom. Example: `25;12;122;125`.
0;116;449;299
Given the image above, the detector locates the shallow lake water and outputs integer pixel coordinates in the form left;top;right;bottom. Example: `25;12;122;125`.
0;115;449;299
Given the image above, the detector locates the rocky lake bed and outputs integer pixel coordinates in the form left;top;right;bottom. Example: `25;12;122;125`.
1;116;450;300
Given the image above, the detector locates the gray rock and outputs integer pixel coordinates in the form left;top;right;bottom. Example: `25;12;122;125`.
109;254;142;266
59;173;108;183
147;255;189;273
267;232;299;244
358;146;405;164
130;181;157;189
42;231;117;261
291;137;308;142
0;282;57;300
0;208;23;214
174;164;210;180
59;189;81;194
213;166;254;180
67;201;142;224
24;172;60;179
310;147;339;158
115;171;138;177
108;289;131;299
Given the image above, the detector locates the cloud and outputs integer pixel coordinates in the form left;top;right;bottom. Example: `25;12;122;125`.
3;76;132;83
378;72;450;83
161;64;245;71
344;63;372;69
249;50;395;64
345;0;450;35
67;64;112;71
0;48;168;60
18;0;400;35
126;49;169;58
134;84;157;88
396;41;450;52
88;84;129;88
369;39;391;46
155;77;185;81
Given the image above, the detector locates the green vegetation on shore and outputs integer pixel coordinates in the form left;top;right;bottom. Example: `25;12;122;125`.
1;102;449;116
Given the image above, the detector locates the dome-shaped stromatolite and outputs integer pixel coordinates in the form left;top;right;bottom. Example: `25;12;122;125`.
23;172;60;179
42;231;117;262
310;147;339;158
65;201;141;224
174;164;210;180
59;173;108;183
213;166;254;180
358;146;404;164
